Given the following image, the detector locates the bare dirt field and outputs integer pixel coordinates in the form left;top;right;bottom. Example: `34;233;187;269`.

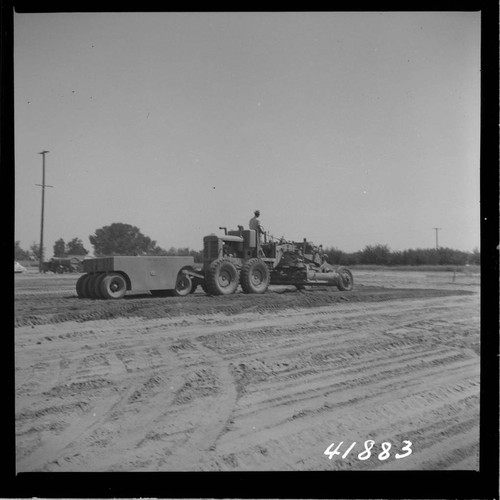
14;268;480;472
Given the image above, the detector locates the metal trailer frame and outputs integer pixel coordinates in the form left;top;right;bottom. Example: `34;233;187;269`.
79;256;197;298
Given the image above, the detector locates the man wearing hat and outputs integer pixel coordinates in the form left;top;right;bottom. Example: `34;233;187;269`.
249;210;264;241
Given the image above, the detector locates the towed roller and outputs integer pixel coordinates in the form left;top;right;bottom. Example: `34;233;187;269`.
306;271;340;282
305;266;354;291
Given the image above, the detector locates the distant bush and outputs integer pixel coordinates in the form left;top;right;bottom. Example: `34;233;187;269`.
347;264;480;273
162;247;203;263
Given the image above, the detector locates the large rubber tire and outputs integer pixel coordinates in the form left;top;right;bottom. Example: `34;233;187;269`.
151;270;194;298
201;281;210;295
76;273;89;298
337;267;354;291
205;258;239;295
240;258;270;294
178;267;198;295
90;273;106;299
100;272;127;299
171;271;192;297
83;273;97;298
86;274;99;299
190;277;200;294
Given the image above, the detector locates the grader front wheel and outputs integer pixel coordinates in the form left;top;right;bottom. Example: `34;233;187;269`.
206;258;239;295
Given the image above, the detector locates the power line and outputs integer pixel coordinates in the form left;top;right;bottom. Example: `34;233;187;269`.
35;151;53;272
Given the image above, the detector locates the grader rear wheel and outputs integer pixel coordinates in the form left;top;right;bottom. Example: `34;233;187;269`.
240;258;270;294
206;258;239;295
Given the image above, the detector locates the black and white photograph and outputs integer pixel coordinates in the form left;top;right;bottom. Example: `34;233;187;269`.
9;5;496;497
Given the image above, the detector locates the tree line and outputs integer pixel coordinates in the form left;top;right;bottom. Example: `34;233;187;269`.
15;223;204;263
15;238;89;261
323;243;480;266
15;223;480;266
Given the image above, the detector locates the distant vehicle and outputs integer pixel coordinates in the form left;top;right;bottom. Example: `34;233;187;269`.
14;261;27;273
41;256;86;274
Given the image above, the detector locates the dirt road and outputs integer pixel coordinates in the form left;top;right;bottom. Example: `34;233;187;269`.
15;269;480;471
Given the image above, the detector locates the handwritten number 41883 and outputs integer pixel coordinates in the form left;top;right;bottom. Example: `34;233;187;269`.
324;440;412;461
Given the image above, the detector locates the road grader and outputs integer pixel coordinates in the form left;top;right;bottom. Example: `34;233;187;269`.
76;226;353;299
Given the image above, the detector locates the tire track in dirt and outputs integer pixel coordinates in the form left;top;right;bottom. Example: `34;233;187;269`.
15;280;473;327
16;318;240;471
17;334;195;471
157;341;238;471
17;348;133;471
15;278;479;471
190;296;479;470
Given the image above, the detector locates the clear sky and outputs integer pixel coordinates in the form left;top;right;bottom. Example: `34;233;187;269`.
14;11;481;256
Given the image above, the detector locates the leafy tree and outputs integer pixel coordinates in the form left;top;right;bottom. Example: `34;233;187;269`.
67;237;89;255
148;246;168;256
89;223;166;256
189;248;203;263
166;246;190;256
437;247;467;266
322;245;479;266
360;244;391;265
15;241;31;261
30;242;43;261
470;247;480;265
53;238;66;257
324;247;347;265
143;246;202;259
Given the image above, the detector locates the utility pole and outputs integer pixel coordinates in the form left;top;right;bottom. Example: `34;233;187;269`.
432;227;441;250
36;151;53;272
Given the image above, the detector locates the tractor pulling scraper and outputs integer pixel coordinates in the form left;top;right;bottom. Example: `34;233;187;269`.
76;225;353;299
